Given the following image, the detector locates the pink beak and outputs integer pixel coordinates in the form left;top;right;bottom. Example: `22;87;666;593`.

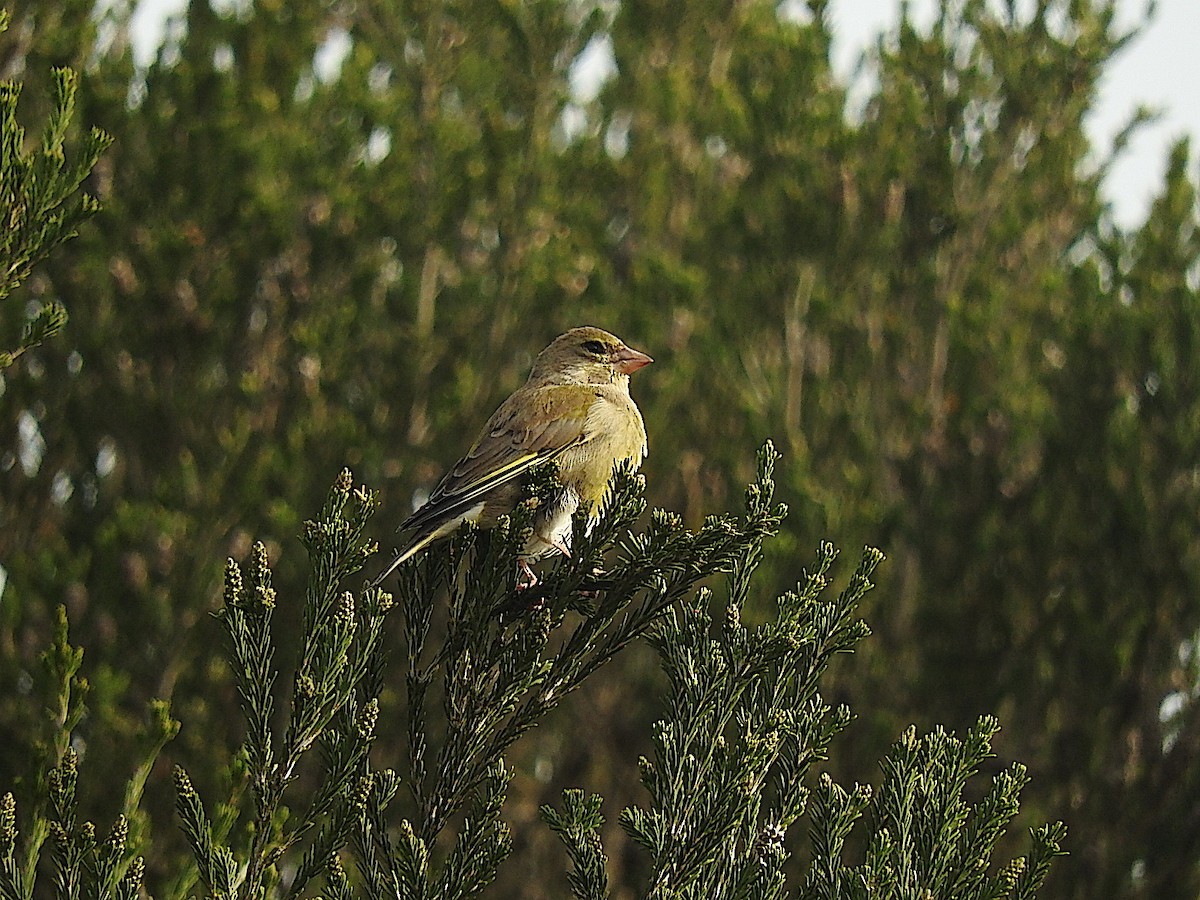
615;345;653;375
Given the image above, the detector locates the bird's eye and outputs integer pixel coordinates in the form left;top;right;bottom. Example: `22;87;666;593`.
581;339;608;355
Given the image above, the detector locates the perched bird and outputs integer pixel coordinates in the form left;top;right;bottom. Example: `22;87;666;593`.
377;326;652;587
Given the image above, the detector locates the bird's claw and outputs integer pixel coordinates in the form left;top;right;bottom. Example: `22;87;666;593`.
516;559;539;591
576;565;609;600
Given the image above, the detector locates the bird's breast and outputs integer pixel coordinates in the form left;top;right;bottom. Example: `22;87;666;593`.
557;392;647;510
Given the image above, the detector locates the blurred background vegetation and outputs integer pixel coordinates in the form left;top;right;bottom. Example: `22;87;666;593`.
1;0;1198;896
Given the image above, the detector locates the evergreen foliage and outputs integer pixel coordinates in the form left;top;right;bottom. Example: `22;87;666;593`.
2;0;1198;896
0;607;176;900
0;9;110;366
2;447;1065;898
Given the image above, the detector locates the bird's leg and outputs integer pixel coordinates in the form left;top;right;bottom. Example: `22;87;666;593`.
516;559;539;591
576;564;608;601
549;537;571;557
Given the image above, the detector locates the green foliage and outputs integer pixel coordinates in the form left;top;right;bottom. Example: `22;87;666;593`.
801;720;1067;900
2;0;1198;896
539;452;1061;899
542;789;609;900
1;754;145;900
372;448;784;897
2;447;1066;899
171;472;387;900
0;13;111;365
0;609;175;900
604;536;871;899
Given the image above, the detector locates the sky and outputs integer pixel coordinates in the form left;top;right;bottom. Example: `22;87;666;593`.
822;0;1200;228
127;0;1199;229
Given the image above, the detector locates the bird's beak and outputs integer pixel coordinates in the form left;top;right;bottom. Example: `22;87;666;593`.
615;345;653;375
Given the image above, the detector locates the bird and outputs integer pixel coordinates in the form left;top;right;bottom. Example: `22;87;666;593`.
376;326;652;588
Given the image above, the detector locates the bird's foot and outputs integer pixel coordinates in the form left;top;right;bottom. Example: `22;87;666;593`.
516;559;540;591
576;565;608;601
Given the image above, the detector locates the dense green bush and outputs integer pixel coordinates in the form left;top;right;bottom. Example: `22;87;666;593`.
2;0;1198;895
2;448;1066;898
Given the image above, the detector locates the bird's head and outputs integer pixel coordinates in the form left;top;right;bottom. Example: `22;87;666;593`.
530;326;653;386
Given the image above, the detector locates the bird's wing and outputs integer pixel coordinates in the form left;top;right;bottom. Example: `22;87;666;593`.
400;384;601;535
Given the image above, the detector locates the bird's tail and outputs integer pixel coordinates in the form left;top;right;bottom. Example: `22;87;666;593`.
368;531;441;588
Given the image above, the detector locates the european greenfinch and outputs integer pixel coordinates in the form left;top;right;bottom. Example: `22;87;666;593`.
378;326;652;587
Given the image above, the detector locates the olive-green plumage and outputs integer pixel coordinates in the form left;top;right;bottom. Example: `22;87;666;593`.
377;326;651;585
